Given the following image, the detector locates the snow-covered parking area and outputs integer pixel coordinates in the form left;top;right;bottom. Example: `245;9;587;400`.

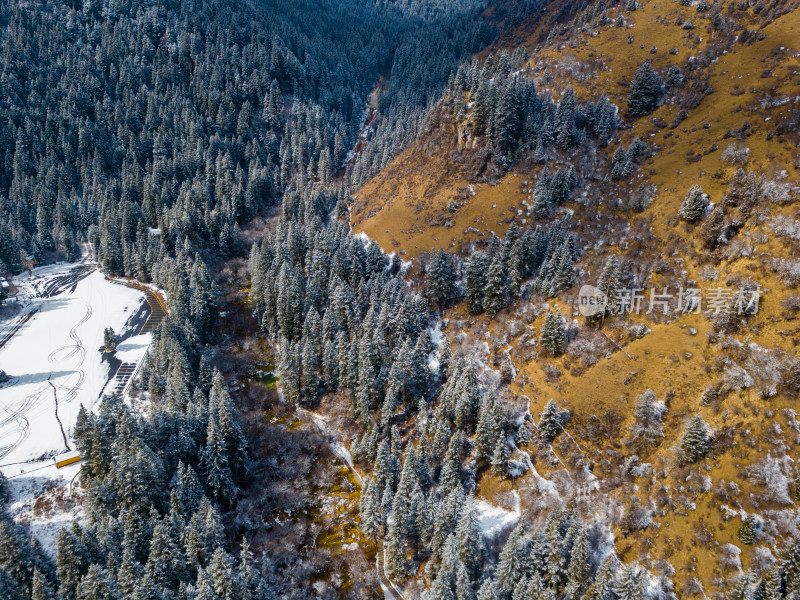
0;262;151;479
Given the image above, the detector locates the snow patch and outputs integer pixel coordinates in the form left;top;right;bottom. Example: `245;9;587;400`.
474;490;520;542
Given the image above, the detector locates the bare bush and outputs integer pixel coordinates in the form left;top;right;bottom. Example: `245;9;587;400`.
770;257;800;287
628;389;666;449
771;215;800;241
745;347;782;399
722;361;753;392
761;178;795;205
750;546;776;574
743;456;792;505
682;577;705;597
718;543;742;571
721;142;750;165
781;296;800;312
713;480;742;503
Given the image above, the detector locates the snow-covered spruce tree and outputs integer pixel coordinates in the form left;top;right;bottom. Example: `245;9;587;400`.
783;538;800;595
762;566;782;600
494;520;526;597
30;569;55;600
627;59;664;117
103;327;117;352
359;478;383;539
440;336;453;380
539;312;565;356
384;518;408;579
208;370;247;478
565;527;592;599
532;169;553;218
628;389;665;449
465;251;489;315
474;392;503;466
678;185;708;223
614;565;646;600
727;572;755;600
428;248;458;307
490;434;510;476
679;415;711;463
737;515;759;545
484;252;511;318
597;255;621;317
455;501;483;582
582;555;619;600
538;399;562;444
201;415;236;506
439;435;464;492
666;65;684;88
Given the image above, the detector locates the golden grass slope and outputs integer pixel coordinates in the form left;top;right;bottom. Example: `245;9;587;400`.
354;0;800;593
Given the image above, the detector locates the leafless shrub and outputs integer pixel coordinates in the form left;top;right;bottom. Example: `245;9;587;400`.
698;265;718;281
628;184;656;213
750;546;777;574
745;347;782;399
761;178;795;205
743;456;792;505
505;319;525;338
724;237;754;260
682;577;705;597
722;361;753;392
769;257;800;287
782;296;800;312
771;215;800;241
713;480;742;503
721;142;750;165
628;389;666;449
718;543;742;571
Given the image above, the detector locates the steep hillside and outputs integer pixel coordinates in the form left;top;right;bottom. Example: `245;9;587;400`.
352;0;800;595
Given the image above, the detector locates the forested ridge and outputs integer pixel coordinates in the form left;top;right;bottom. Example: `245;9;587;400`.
0;0;493;276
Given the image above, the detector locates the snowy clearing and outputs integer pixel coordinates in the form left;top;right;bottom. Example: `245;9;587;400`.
0;263;151;480
475;490;521;543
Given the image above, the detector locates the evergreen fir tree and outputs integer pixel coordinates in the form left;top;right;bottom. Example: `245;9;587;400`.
565;527;591;600
539;312;565;356
614;565;646;600
484;253;510;318
679;415;710;463
538;400;562;444
597;255;621;317
490;434;509;477
495;521;526;596
627;60;664;117
474;392;502;466
465;252;489;315
440;435;463;492
428;249;458;307
737;515;759;545
678;185;708;223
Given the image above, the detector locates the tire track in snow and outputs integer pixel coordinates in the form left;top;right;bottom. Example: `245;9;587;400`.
49;302;90;405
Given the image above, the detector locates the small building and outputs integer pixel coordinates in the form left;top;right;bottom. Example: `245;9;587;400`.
53;450;80;469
